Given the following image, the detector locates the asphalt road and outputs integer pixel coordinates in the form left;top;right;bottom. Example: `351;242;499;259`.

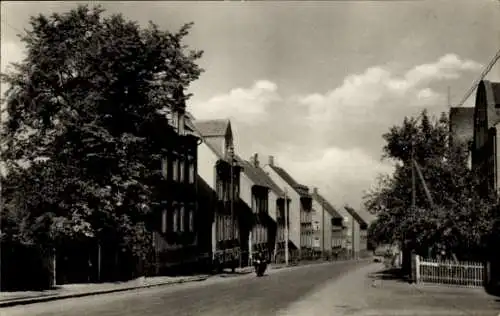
1;260;370;316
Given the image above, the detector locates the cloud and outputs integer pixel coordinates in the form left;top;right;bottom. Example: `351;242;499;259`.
189;80;281;125
191;54;482;207
272;146;394;207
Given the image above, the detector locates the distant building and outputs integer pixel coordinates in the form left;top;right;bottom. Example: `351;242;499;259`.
263;156;313;253
449;106;474;169
310;188;344;255
343;206;370;259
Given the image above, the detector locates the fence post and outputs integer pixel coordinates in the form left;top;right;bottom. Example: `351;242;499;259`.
410;253;419;283
415;254;420;283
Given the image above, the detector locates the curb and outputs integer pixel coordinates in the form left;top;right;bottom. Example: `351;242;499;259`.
0;276;209;308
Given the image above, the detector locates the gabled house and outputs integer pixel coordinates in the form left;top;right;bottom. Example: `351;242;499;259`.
310;188;344;255
471;80;500;196
193;119;244;269
263;156;313;253
344;206;370;259
236;154;278;262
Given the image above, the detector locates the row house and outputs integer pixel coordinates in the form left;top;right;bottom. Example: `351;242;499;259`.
263;156;313;253
193;119;244;269
310;188;344;255
150;90;201;275
236;154;278;263
343;206;369;259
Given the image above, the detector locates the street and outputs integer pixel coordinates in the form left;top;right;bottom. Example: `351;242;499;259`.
2;260;500;316
2;261;367;316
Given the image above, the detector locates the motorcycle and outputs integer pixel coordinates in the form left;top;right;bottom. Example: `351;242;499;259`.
253;255;268;277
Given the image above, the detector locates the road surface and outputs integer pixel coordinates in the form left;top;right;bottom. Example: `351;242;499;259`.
1;260;368;316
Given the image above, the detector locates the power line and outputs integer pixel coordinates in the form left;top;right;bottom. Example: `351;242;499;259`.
456;48;500;108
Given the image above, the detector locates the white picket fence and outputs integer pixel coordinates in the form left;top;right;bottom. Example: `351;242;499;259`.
415;256;484;288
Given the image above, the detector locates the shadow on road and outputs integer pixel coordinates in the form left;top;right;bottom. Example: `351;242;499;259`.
367;267;409;284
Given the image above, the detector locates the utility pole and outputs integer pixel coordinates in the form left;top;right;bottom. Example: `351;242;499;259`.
411;144;416;209
321;199;325;257
284;188;289;266
229;145;235;244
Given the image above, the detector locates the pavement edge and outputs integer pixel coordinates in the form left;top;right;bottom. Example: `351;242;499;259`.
0;275;209;308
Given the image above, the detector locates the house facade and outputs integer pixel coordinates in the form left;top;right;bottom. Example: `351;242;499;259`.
150;105;201;275
310;188;344;255
344;206;369;259
194;119;244;269
236;154;280;262
263;156;313;253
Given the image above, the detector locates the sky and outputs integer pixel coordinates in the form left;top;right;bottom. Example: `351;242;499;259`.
1;1;500;211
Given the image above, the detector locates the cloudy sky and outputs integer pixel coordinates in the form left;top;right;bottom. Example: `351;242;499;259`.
2;1;500;209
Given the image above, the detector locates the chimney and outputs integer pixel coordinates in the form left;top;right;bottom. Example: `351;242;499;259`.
251;153;259;167
268;155;274;166
313;187;318;195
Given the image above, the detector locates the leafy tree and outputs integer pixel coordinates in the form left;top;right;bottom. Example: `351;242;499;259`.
364;110;497;260
1;5;203;263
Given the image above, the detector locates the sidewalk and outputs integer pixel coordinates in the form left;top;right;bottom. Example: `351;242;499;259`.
0;274;209;308
280;262;500;316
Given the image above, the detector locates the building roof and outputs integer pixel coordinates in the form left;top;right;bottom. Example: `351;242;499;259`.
344;205;369;228
193;119;230;137
191;118;237;164
449;107;474;147
236;156;286;197
236;156;269;188
269;165;311;198
475;80;500;129
310;192;342;219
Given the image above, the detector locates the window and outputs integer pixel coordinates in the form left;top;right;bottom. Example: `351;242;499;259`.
161;209;167;233
172;158;178;181
313;221;320;231
188;160;195;184
179;161;185;182
178;113;185;135
161;158;168;179
179;205;185;232
216;180;224;200
188;209;194;232
173;207;178;232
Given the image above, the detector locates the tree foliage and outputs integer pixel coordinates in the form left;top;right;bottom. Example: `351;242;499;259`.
364;110;497;260
1;5;203;260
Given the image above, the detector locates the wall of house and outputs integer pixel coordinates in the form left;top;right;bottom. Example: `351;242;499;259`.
495;123;500;192
239;173;254;210
197;142;219;254
352;220;361;256
268;191;279;222
359;228;368;254
335;207;353;250
311;199;332;252
263;166;301;249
